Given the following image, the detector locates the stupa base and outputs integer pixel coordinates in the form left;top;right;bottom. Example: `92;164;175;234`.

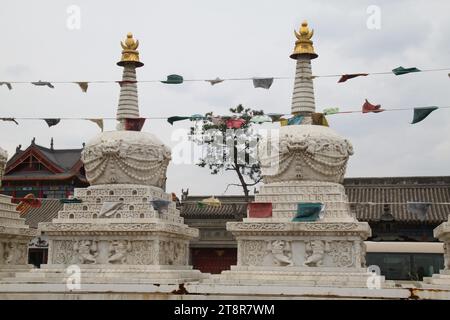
212;266;393;288
0;194;39;279
422;221;450;289
423;270;450;288
0;264;206;285
225;216;381;288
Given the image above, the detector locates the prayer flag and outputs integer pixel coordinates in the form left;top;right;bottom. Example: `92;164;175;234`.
32;81;54;88
76;82;89;92
252;77;274;89
88;118;104;131
362;99;384;113
288;115;303;125
338;73;368;83
392;66;421;76
44;118;61;127
124;118;146;131
167;116;189;125
411;106;438;124
293;203;323;222
0;82;12;90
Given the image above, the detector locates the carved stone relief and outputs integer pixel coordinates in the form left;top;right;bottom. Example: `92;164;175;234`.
74;240;98;264
267;240;293;266
303;240;328;267
127;241;155;265
52;240;77;265
159;240;186;265
238;240;267;266
108;240;131;264
328;241;354;267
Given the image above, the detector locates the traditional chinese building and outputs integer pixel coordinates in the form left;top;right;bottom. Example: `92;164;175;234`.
0;138;88;200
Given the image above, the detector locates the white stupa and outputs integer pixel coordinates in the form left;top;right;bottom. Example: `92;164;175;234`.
221;21;385;287
5;33;204;285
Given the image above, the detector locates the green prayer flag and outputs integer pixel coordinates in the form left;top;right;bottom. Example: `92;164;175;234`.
288;115;303;125
323;107;339;115
250;115;272;124
392;66;421;75
411;106;438;124
167;116;190;125
190;114;206;121
292;203;323;222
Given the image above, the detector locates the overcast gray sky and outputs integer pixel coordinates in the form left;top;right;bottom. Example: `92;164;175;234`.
0;0;449;196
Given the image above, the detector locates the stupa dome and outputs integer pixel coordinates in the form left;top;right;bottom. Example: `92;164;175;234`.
259;124;353;184
81;130;171;188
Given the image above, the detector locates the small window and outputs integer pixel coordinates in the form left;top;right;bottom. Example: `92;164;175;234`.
140;213;145;218
142;197;147;203
116;213;121;218
96;198;101;203
82;206;88;211
86;191;91;196
129;205;134;211
132;190;138;195
69;214;74;219
109;190;114;195
119;197;124;202
92;214;97;219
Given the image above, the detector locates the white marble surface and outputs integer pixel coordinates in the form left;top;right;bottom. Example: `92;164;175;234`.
82;131;171;188
0;148;38;276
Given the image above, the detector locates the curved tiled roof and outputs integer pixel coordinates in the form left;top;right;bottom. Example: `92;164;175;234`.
6;144;83;175
345;177;450;223
180;177;450;223
181;202;248;219
13;177;450;227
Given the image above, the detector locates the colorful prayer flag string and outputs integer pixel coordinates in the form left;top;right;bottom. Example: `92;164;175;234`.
0;67;449;90
0;106;449;127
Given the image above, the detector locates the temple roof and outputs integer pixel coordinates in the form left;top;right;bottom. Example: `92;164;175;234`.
8;144;82;171
180;176;450;223
15;176;450;228
3;142;86;181
345;176;450;223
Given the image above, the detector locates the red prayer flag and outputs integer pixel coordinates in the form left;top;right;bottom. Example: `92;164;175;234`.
248;202;273;218
338;73;369;83
226;118;246;129
362;99;384;113
124;118;146;131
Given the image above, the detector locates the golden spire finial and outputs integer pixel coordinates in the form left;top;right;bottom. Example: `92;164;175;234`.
117;32;144;67
290;21;318;60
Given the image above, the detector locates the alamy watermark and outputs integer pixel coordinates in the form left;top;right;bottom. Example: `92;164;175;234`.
366;265;382;289
171;127;280;174
366;5;381;30
66;264;81;290
66;5;81;30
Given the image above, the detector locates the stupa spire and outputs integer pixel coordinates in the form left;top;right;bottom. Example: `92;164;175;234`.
290;21;318;118
116;32;144;130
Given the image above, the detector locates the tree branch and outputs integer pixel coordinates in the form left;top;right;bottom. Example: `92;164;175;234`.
222;183;243;195
241;177;263;187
